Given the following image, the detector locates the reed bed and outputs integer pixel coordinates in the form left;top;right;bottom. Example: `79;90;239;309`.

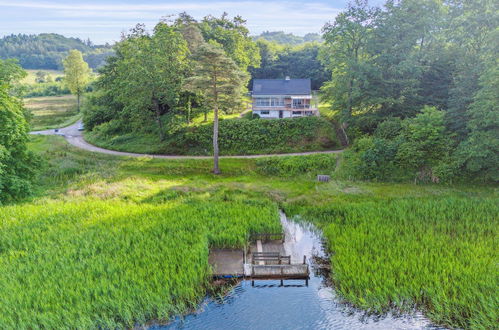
287;197;498;328
0;194;280;328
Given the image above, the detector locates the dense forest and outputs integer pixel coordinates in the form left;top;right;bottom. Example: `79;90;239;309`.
0;33;114;69
321;0;498;183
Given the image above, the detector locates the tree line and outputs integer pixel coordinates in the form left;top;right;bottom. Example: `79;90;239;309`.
0;33;113;70
321;0;498;182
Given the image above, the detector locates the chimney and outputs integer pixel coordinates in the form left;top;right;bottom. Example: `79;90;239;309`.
285;76;290;81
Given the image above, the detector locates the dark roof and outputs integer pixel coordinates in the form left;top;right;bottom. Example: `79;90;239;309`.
252;78;311;95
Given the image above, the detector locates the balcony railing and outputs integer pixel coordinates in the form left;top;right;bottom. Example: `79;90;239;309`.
291;104;312;109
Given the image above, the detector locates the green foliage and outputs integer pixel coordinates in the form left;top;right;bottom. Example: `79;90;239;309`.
455;38;499;182
336;107;455;182
87;116;339;156
17;82;70;97
287;197;498;329
63;50;91;111
0;193;280;328
253;31;322;45
250;40;330;90
396;107;453;179
199;13;260;71
0;33;113;70
255;154;337;177
0;59;39;202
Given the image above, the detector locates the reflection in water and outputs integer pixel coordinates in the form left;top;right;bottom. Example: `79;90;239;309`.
154;212;440;330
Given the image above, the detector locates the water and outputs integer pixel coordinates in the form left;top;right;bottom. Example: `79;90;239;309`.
155;212;438;330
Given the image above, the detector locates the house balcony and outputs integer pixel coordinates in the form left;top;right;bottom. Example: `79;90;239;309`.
252;105;318;111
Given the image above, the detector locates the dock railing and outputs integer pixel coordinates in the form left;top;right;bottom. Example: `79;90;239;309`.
249;232;285;243
252;252;291;265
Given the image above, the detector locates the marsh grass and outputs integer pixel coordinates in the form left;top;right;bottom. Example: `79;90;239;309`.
0;194;280;328
285;197;498;329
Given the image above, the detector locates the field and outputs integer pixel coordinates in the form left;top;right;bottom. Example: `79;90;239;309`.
21;69;64;84
25;95;79;130
0;135;496;328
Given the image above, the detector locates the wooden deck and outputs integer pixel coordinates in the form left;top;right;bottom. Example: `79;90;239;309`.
209;249;244;277
209;233;309;285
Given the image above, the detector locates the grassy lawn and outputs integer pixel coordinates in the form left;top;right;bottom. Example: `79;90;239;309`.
25;95;80;130
0;135;496;328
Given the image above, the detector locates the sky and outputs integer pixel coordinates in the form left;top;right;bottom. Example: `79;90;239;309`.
0;0;384;44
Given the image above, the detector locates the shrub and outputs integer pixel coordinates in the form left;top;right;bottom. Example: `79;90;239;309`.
256;154;337;177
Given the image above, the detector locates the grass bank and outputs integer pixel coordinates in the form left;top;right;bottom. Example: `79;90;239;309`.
25;95;79;130
0;135;496;328
85;116;339;155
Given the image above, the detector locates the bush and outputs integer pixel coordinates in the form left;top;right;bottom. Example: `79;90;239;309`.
256;154;337;177
17;82;70;97
172;116;339;155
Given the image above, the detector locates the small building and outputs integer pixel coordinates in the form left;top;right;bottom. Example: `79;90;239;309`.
252;77;319;119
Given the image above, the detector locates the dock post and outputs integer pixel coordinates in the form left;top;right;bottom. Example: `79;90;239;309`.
252;280;254;287
303;255;306;264
280;279;283;286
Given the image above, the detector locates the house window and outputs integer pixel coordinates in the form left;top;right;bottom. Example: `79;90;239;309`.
292;111;302;115
255;98;284;107
260;111;270;115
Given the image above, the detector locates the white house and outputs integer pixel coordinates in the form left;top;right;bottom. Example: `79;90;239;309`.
251;77;319;119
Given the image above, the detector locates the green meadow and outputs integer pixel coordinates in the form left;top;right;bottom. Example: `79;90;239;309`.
0;135;496;328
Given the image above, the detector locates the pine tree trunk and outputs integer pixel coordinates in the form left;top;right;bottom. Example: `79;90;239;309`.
213;103;220;174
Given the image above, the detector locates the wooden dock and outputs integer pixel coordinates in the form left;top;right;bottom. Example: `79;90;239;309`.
209;232;309;286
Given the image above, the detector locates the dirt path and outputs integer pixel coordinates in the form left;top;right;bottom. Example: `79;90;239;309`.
30;121;343;159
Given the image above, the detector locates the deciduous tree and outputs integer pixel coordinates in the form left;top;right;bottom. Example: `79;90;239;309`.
63;49;91;112
0;59;38;202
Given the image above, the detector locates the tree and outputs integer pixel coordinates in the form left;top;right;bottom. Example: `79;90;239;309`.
104;23;189;141
63;49;91;112
320;0;379;143
456;46;499;181
199;13;260;72
445;0;498;141
185;43;248;174
396;106;452;182
0;59;38;202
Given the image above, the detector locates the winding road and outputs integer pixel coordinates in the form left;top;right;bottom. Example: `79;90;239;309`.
31;121;343;159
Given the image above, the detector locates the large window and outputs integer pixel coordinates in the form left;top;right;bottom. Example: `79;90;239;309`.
255;97;284;107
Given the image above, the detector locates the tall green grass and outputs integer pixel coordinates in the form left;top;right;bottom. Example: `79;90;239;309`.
286;197;498;329
0;194;279;328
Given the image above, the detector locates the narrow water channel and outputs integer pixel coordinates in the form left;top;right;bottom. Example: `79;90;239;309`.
156;212;438;330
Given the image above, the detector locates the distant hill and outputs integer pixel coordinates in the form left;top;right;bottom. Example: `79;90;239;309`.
253;31;322;45
0;33;114;70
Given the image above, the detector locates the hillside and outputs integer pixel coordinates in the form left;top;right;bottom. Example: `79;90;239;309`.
252;31;322;45
0;33;114;70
